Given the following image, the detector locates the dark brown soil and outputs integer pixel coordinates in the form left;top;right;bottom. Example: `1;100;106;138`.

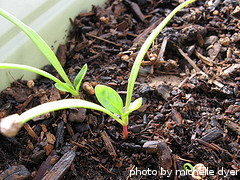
0;0;240;179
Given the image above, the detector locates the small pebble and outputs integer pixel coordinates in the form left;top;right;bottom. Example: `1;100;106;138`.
83;82;95;95
212;10;219;15
121;55;130;61
27;80;34;89
219;37;230;46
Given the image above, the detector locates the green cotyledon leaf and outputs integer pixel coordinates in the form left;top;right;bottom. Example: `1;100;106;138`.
95;85;123;115
74;64;87;93
55;83;74;92
124;97;142;115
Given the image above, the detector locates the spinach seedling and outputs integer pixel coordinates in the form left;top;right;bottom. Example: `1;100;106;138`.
0;99;123;137
0;8;87;98
0;0;196;138
95;0;196;139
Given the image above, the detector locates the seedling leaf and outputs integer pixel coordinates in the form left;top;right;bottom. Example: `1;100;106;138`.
125;0;196;111
125;97;142;115
74;64;87;93
55;83;74;92
95;85;123;115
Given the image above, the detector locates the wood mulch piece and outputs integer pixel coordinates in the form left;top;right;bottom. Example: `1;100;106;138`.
0;0;240;179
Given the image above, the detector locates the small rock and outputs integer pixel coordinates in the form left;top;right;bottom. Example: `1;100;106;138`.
120;62;128;69
74;123;89;133
219;37;230;46
139;66;152;76
204;36;218;47
157;85;170;101
27;80;34;89
230;32;240;43
31;149;46;163
121;54;130;61
212;10;219;15
139;85;150;94
143;140;161;153
153;113;164;121
208;42;221;60
128;124;145;133
68;108;87;122
232;6;240;18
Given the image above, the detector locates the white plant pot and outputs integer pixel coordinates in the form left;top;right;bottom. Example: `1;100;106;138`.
0;0;106;91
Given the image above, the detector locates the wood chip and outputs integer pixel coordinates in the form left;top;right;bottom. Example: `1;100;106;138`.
34;151;60;180
23;123;38;140
176;46;201;72
101;131;117;160
0;165;30;180
194;49;214;66
225;121;240;135
42;150;76;180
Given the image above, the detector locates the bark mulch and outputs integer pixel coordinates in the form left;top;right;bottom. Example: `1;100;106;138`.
0;0;240;179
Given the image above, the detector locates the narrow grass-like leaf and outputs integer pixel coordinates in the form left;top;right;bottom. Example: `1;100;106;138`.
125;0;196;110
19;99;126;126
0;8;72;85
95;85;123;115
0;63;78;97
74;64;87;93
124;97;142;115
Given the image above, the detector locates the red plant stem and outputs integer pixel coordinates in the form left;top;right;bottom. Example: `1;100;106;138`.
123;125;128;139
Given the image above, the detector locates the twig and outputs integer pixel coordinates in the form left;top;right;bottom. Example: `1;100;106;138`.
86;33;122;47
178;73;197;88
194;49;213;66
156;37;168;64
8;72;26;88
176;46;201;72
131;17;164;49
101;131;117;160
69;139;90;150
98;163;116;175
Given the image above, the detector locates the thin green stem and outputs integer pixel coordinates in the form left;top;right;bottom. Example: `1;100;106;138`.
0;63;78;97
122;114;129;125
125;0;196;110
19;99;127;126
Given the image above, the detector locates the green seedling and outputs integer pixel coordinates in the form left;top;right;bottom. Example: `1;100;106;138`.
95;0;196;139
0;8;87;98
0;0;196;138
0;99;122;137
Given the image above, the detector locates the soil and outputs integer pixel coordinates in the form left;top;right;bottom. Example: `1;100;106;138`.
0;0;240;179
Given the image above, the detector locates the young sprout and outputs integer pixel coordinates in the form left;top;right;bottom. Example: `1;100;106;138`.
0;8;87;98
0;0;196;138
0;99;122;137
95;0;196;139
184;163;207;180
